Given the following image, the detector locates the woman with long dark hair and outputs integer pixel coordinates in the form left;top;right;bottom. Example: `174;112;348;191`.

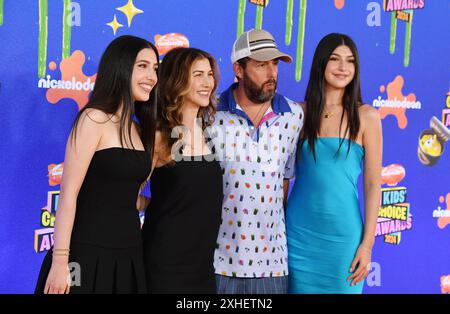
141;47;222;293
35;35;159;294
286;33;382;293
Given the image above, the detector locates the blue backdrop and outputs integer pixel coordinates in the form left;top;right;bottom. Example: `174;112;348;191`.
0;0;449;294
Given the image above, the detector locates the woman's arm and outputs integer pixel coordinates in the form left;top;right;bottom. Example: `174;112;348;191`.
361;104;383;249
45;109;105;294
348;104;382;286
136;131;163;212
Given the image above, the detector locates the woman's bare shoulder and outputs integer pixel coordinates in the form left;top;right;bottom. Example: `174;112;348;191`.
359;104;380;122
79;108;111;123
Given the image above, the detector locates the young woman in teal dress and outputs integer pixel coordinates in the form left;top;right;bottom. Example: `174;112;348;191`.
286;33;382;294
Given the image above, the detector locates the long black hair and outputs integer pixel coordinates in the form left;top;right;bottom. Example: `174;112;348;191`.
72;35;159;161
303;33;362;160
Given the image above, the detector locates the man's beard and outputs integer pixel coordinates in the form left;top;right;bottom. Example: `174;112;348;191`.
242;72;277;104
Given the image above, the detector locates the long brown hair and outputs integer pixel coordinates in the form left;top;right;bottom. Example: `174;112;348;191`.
157;47;220;159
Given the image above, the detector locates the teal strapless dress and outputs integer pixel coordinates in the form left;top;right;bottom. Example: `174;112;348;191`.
286;137;365;294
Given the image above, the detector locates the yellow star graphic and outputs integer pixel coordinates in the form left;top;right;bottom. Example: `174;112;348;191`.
116;0;144;28
106;15;123;35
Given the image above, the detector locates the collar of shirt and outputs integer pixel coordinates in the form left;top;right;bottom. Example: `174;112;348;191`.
217;83;292;118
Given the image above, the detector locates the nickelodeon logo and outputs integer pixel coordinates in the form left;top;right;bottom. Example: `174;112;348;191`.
374;75;420;129
433;193;450;230
37;50;97;110
441;275;450;294
48;163;64;186
38;75;94;91
154;33;189;56
381;164;405;186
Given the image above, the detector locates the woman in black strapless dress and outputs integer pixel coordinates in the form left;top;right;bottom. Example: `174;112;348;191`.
143;152;223;293
141;48;223;293
35;35;159;294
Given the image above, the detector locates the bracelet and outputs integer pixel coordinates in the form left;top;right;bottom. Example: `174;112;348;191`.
52;248;70;256
52;252;70;256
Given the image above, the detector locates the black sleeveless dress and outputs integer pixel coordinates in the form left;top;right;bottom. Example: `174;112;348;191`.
142;154;223;294
35;148;151;294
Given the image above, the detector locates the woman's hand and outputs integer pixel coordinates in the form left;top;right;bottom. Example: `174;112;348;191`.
347;244;372;286
44;257;71;294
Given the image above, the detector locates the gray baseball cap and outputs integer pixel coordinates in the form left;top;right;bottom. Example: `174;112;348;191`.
231;28;292;64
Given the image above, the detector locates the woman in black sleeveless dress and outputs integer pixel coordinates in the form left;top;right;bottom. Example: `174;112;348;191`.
34;36;159;294
141;48;222;293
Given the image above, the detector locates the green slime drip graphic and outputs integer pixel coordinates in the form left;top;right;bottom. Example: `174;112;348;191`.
0;0;4;26
389;10;413;67
404;10;413;67
38;0;48;78
295;0;306;82
255;0;269;30
285;0;294;45
235;0;307;82
62;0;71;59
389;12;397;54
237;0;246;38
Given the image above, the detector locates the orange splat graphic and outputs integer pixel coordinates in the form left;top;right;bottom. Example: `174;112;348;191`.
48;163;64;186
46;50;97;110
154;33;189;56
379;75;416;129
381;164;405;186
334;0;345;10
441;275;450;294
438;193;450;229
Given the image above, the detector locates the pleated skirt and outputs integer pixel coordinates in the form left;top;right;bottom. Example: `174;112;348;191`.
34;242;147;294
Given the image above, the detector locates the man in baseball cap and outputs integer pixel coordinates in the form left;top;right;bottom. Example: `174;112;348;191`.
210;29;304;294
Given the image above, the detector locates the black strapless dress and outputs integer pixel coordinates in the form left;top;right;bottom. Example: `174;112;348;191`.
142;154;223;294
35;147;151;294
